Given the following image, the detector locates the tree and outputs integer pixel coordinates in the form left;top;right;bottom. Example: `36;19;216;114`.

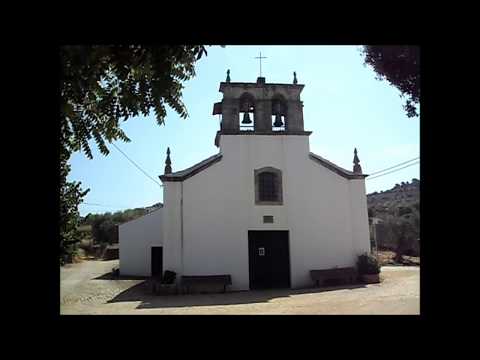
390;210;419;262
368;207;374;218
60;45;208;158
361;46;420;118
60;45;210;264
60;149;90;264
91;216;119;245
111;211;125;224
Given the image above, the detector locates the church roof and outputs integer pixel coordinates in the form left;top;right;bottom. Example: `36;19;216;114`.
159;153;223;182
309;152;368;180
159;151;366;182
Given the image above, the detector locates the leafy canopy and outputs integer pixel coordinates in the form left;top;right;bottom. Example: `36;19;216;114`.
59;45;210;263
361;46;420;118
60;45;208;158
60;148;90;264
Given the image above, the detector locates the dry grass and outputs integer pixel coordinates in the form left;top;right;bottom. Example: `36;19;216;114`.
376;250;420;266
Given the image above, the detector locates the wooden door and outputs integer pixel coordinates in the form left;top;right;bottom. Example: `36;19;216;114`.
151;246;163;278
248;231;290;289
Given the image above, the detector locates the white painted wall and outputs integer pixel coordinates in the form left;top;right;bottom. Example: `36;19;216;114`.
162;182;182;275
162;134;370;290
349;179;371;256
119;209;163;276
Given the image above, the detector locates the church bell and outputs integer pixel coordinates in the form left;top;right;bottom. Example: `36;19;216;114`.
242;111;252;124
273;113;283;127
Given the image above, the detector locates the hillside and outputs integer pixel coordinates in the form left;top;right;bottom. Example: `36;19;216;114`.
77;202;163;248
80;202;163;225
367;178;419;219
367;178;420;257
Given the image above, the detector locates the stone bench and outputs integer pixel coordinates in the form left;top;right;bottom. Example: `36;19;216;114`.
310;267;357;287
181;275;232;294
149;271;177;295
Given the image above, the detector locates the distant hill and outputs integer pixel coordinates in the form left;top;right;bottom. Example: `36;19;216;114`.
80;202;163;228
367;178;419;219
143;202;163;214
367;179;420;256
78;202;164;247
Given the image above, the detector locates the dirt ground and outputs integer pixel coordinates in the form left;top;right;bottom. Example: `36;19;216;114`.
60;260;419;315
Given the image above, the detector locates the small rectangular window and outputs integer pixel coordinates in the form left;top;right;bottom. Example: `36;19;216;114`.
263;215;274;223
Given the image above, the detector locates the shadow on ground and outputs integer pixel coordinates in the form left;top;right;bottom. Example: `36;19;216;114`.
93;273;147;280
104;278;366;310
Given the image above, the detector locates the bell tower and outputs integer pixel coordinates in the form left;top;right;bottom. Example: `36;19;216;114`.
212;71;311;147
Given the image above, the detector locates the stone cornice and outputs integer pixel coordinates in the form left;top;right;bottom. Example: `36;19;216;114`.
309;152;368;180
214;130;312;147
219;82;304;92
159;154;223;182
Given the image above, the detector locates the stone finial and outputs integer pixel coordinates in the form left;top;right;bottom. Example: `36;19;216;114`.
226;69;231;83
353;148;362;174
164;147;172;174
293;71;298;84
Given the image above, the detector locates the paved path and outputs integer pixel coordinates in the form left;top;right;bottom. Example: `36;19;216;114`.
61;261;419;315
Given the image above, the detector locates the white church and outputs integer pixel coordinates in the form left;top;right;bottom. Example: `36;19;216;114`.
119;72;371;291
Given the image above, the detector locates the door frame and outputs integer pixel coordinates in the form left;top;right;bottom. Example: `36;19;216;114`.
248;230;291;290
151;246;163;278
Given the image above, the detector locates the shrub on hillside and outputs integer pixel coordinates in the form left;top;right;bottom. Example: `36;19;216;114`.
92;218;118;244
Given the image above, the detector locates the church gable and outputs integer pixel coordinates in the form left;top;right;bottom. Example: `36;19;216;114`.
309;152;367;180
159;153;222;182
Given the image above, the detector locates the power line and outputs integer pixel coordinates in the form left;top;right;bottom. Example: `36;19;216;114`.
111;143;162;188
366;161;420;180
367;157;420;176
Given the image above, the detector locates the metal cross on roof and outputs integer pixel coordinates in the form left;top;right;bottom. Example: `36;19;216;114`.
254;52;267;77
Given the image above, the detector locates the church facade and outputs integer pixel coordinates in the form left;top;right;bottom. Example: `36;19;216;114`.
119;74;370;291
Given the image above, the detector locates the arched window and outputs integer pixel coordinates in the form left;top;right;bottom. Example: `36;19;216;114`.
271;96;287;131
239;93;255;131
254;167;283;205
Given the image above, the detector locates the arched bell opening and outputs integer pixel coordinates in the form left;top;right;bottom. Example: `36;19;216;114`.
239;93;256;131
271;96;287;132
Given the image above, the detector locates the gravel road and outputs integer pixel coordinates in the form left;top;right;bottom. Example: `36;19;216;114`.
60;260;419;315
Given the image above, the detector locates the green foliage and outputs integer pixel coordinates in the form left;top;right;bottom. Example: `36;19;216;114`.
111;211;124;224
368;207;374;218
60;45;208;159
357;253;380;275
361;46;420;118
60;45;212;264
60;149;90;265
367;179;420;255
83;206;155;245
82;207;149;227
382;210;419;260
92;218;118;245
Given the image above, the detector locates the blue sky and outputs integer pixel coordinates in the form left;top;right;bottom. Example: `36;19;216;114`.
68;45;420;216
